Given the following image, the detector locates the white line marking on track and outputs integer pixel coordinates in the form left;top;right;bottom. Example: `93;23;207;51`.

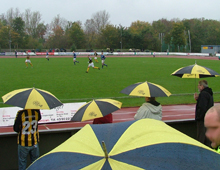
163;114;194;117
43;124;50;130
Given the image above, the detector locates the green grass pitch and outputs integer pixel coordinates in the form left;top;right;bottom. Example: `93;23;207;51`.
0;56;220;108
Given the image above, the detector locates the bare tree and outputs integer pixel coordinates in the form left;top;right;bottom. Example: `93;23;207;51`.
24;9;31;34
92;10;110;33
24;9;44;38
14;8;21;18
2;8;22;26
6;8;14;26
84;19;97;48
50;14;67;31
47;14;68;37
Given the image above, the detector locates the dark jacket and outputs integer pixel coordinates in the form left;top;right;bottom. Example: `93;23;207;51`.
195;87;214;121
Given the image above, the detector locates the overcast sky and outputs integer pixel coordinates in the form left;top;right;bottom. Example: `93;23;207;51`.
2;0;220;27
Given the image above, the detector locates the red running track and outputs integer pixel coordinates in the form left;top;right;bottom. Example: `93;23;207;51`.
0;104;198;134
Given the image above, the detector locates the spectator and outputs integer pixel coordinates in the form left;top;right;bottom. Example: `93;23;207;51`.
93;113;113;124
194;80;213;147
205;105;220;153
13;109;41;170
134;97;162;121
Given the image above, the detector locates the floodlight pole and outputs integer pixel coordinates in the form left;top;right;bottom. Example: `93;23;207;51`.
120;24;122;51
160;33;163;52
188;30;191;53
7;26;11;52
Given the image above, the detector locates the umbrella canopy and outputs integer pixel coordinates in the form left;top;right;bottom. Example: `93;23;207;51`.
27;119;220;170
2;87;63;110
120;81;171;97
71;99;122;122
171;64;220;78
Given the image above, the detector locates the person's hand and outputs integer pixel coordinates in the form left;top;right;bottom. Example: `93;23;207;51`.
194;93;198;100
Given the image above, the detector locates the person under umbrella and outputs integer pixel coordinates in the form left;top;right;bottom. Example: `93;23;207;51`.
2;87;62;170
172;63;218;147
171;63;219;91
134;97;162;121
13;109;41;170
71;99;122;122
120;81;171;121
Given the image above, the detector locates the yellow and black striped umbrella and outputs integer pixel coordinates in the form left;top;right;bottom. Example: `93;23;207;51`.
27;119;220;170
2;88;63;110
71;99;122;122
120;81;171;97
171;64;220;78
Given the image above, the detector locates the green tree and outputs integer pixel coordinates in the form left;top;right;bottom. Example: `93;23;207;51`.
36;23;47;39
189;19;206;52
67;22;85;49
11;17;25;48
45;25;67;49
0;26;9;48
98;24;120;49
127;20;160;51
171;22;186;51
128;21;148;49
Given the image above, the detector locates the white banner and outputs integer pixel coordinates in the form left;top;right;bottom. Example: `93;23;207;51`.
57;52;72;56
188;53;209;56
0;102;86;127
136;52;151;55
154;52;168;55
5;52;15;56
169;52;187;56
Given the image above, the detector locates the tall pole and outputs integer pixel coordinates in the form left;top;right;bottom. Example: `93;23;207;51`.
188;30;191;53
120;25;122;51
8;26;11;52
161;33;163;52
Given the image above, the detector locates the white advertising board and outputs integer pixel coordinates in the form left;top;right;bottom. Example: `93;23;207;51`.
0;102;86;127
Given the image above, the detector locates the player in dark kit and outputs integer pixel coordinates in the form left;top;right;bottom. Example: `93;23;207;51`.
94;51;99;63
86;56;100;73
